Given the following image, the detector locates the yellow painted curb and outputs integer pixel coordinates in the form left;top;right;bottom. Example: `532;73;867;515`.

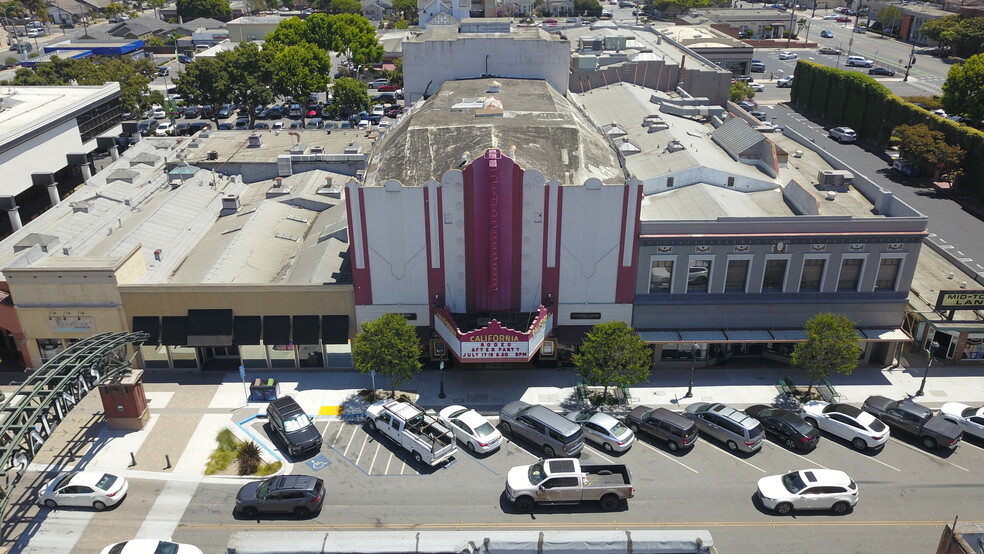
319;405;343;416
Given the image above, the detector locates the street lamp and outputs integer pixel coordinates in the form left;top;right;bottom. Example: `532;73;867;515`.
914;340;939;397
683;343;699;399
902;44;916;82
438;360;446;399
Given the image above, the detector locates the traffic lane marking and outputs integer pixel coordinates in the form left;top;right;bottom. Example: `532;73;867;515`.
693;438;767;473
177;519;956;530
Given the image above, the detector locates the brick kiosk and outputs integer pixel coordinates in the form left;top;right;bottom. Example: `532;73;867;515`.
98;370;149;430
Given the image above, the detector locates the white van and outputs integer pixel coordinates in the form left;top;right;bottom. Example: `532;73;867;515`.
846;56;873;67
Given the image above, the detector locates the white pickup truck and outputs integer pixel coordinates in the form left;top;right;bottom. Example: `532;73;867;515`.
365;400;457;466
505;458;634;512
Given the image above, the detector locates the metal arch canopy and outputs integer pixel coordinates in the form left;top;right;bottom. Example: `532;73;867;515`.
0;331;149;534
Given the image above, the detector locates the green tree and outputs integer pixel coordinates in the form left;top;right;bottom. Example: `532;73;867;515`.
105;1;126;17
574;0;602;17
950;17;984;57
893;123;966;180
921;15;960;51
875;5;903;33
391;0;417;20
175;56;232;124
332;76;370;116
271;44;331;125
222;42;276;127
265;16;310;47
352;313;422;398
729;81;753;102
790;313;862;396
328;0;361;13
176;0;232;20
572;321;651;400
942;53;984;122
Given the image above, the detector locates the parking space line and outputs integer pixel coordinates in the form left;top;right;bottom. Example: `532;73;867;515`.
321;420;334;441
635;440;698;474
587;447;615;464
761;442;828;469
384;449;393;474
342;424;358;456
888;438;968;472
354;433;369;467
861;452;902;472
367;441;381;474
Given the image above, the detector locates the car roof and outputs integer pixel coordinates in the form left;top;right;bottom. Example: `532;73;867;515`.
798;468;852;487
270;474;321;491
64;471;113;487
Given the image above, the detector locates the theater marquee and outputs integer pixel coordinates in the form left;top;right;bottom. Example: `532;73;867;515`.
433;307;553;363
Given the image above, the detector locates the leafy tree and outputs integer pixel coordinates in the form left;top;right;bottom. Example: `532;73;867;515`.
790;313;862;396
875;5;903;33
729;81;753;102
265;16;310;47
893;123;966;181
949;17;984;58
392;0;417;20
105;2;126;17
352;313;422;398
574;0;602;17
175;56;232;124
328;0;361;13
332;76;370;116
922;15;960;51
271;44;331;125
942;53;984;123
222;42;275;127
572;321;651;400
145;35;166;47
176;0;232;21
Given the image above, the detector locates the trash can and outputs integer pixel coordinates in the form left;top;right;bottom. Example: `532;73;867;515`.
249;378;280;402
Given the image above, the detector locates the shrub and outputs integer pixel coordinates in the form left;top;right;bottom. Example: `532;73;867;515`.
237;441;262;476
255;461;282;476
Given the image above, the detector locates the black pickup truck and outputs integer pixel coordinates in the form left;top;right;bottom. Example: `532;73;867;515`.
861;396;963;450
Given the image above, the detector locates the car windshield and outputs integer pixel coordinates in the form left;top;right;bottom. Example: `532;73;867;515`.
284;413;312;432
867;418;887;432
963;407;981;417
781;471;808;494
95;474;117;490
256;477;276;498
54;474;74;489
528;461;548;485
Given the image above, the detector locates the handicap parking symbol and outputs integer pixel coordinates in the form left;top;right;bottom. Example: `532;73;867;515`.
306;454;332;471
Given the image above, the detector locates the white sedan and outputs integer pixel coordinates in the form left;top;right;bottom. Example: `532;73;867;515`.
778;51;798;60
100;539;203;554
757;469;858;515
438;405;503;454
748;82;765;92
564;410;635;452
802;401;888;451
823;13;839;19
38;471;128;510
940;402;984;440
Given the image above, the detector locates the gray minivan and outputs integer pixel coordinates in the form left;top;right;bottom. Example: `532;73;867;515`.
625;406;699;452
500;401;584;457
684;402;764;453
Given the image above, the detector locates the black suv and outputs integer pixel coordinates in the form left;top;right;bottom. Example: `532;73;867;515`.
266;396;322;457
235;474;325;518
745;405;820;451
624;406;698;452
862;396;963;450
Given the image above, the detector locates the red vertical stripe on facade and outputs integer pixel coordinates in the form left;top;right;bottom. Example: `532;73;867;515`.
540;184;563;315
614;183;642;303
351;187;373;305
423;186;445;316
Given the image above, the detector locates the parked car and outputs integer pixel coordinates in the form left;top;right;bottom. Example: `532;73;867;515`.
201;105;215;118
836;15;851;22
173;122;192;136
155;121;174;136
500;401;585;457
99;539;203;554
137;119;159;136
748;82;765;92
756;469;858;515
777;75;794;87
563;410;635;453
235;474;325;518
178;54;194;64
268;106;284;119
624;406;698;451
737;99;758;111
368;78;390;89
252;121;270;130
183;105;201;118
438;405;503;454
778;51;797;60
749;110;769;121
823;13;839;19
218;122;234;130
217;104;235;118
151;106;167;119
374;93;398;104
868;67;896;76
377;84;400;92
38;471;128;510
820;29;834;38
818;46;842;54
940;403;984;441
684;402;764;453
234;117;250;130
828;126;857;143
266;396;322;457
745;405;820;450
187;121;212;134
846;55;874;67
862;396;963;450
750;60;766;72
801;401;888;451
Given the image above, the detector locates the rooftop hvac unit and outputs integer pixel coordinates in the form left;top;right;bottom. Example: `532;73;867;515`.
207;150;218;161
221;194;241;211
247;134;262;147
310;145;324;154
817;169;854;186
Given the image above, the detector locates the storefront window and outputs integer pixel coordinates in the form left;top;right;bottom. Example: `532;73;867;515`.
141;345;170;369
800;258;825;291
171;346;198;369
37;339;65;363
649;259;673;293
725;259;749;292
962;335;984;360
837;258;863;291
762;259;788;292
241;345;266;369
269;343;296;369
875;257;902;291
298;345;325;368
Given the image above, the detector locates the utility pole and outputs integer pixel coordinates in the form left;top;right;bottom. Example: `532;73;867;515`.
786;6;796;48
903;44;916;81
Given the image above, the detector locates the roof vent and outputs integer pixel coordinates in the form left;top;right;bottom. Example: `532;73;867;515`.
221;194;241;211
207;150;218;161
274;176;284;188
170;179;182;189
487;80;501;93
826;191;837;201
344;142;361;154
666;140;685;153
310;145;324;154
247;134;262;147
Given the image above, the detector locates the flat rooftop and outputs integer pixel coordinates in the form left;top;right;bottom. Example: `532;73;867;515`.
365;78;623;187
0;83;119;154
659;25;748;49
180;128;369;169
909;245;984;316
562;24;724;71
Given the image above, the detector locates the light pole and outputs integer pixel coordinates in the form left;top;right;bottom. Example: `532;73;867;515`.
683;343;699;399
914;341;939;397
902;44;916;82
438;360;446;399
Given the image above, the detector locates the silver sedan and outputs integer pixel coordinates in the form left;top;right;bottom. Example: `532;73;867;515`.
564;410;635;452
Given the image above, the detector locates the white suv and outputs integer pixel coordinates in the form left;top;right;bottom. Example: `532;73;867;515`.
757;469;859;515
829;126;857;143
846;56;873;67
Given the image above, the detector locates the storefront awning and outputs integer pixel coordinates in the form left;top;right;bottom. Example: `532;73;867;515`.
638;330;682;342
186;309;233;346
132;316;160;344
233;316;261;345
160;316;188;346
292;315;320;345
680;330;727;342
725;329;774;341
861;328;912;342
322;315;350;344
263;316;290;345
769;329;808;342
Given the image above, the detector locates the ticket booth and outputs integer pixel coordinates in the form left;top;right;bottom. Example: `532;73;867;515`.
98;370;150;430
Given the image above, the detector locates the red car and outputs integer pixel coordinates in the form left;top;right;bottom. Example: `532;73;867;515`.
836;16;851;22
377;84;399;92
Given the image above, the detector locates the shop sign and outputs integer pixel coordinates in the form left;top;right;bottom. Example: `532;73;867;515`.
433;307;554;363
935;290;984;311
49;315;95;333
